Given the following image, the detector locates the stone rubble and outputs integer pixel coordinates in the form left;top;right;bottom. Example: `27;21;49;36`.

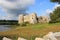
54;32;60;40
18;37;26;40
2;32;60;40
35;37;45;40
35;32;60;40
2;37;12;40
54;32;60;36
43;32;57;40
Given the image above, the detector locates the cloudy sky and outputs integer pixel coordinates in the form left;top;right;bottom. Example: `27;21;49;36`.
0;0;60;20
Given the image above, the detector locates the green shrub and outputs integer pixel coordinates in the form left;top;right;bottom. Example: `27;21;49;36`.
56;18;60;22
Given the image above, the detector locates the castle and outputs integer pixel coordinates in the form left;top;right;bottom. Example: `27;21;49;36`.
18;13;50;24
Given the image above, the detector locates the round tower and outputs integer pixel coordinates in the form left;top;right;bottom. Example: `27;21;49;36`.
18;14;24;24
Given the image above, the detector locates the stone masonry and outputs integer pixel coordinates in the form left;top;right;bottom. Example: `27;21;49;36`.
18;13;50;24
18;13;37;24
38;16;50;23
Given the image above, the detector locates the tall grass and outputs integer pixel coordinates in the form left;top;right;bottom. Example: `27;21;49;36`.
0;23;60;40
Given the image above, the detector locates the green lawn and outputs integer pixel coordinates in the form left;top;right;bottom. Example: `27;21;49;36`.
0;23;60;40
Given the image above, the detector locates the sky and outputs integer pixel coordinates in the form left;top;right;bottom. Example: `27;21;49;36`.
0;0;59;20
27;0;56;16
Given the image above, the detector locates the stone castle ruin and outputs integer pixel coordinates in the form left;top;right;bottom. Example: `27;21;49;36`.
18;13;50;24
38;16;50;23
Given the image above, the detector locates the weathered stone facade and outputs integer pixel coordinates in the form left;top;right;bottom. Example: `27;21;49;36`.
3;37;12;40
18;13;50;24
18;13;37;24
38;16;50;23
18;14;24;24
18;37;26;40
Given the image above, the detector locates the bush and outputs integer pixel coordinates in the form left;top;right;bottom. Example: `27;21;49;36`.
20;23;26;26
56;18;60;22
50;7;60;23
20;22;29;26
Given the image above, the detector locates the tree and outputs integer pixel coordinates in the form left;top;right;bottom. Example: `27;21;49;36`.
50;7;60;23
50;0;60;4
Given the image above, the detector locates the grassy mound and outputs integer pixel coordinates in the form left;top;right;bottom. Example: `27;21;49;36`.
0;23;60;40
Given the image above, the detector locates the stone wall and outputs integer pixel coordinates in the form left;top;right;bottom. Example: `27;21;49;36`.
35;32;60;40
18;13;50;24
18;13;38;24
38;16;50;23
18;14;24;24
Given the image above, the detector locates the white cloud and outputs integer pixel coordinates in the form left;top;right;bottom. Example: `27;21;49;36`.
0;0;35;9
0;0;35;20
54;4;60;9
45;9;52;14
45;4;60;14
41;9;52;17
0;15;5;20
44;4;60;17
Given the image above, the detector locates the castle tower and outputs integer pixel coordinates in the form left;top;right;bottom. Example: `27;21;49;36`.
29;13;37;24
18;14;24;24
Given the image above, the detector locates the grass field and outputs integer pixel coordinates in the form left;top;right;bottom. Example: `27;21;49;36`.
0;23;60;40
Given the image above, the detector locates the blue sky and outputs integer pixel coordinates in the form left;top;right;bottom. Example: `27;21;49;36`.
0;0;57;19
27;0;56;16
